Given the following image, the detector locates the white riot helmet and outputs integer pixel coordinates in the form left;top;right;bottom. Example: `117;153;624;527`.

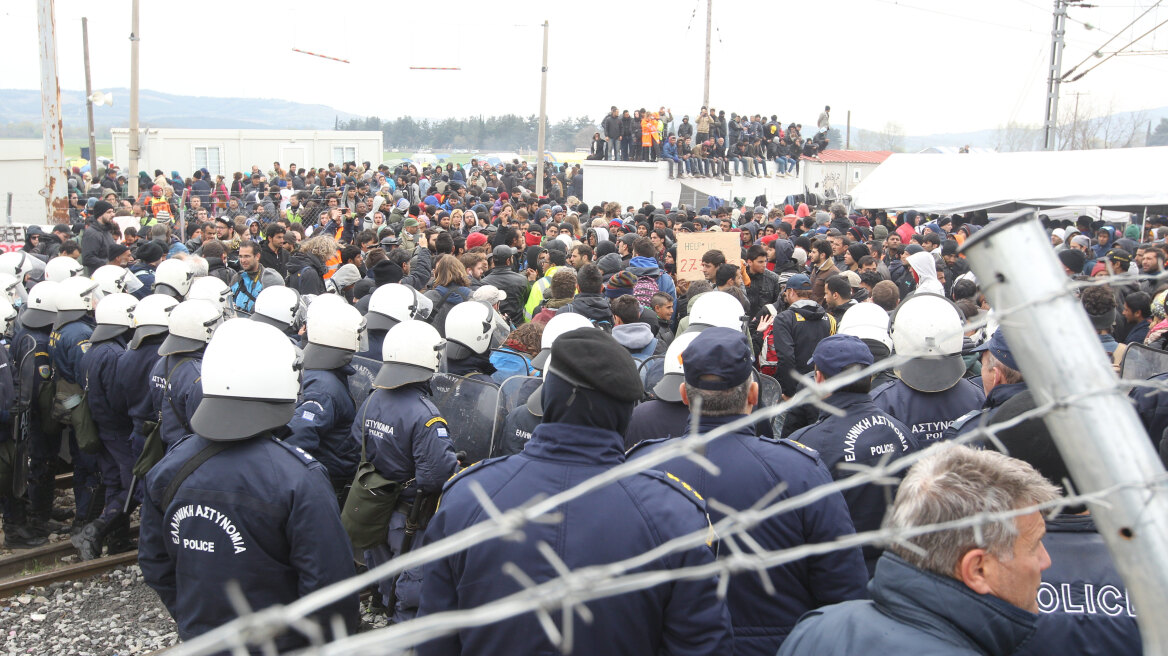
160;299;225;356
187;276;235;318
303;294;367;369
890;293;965;393
687;291;747;332
526;313;598;415
0;273;24;306
531;312;593;370
130;293;178;349
375;320;445;389
53;277;103;329
0;251;45;282
92;264;144;296
152;258;193;299
20;281;59;329
44;256;84;283
366;283;433;332
251;286;306;334
91;293;138;343
0;298;18;337
652;331;701;403
838;302;893;352
192;318;302;441
445;301;504;360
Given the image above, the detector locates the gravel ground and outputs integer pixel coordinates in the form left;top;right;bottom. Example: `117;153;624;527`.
0;565;178;655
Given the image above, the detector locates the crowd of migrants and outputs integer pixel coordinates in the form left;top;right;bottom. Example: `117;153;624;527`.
0;154;1162;655
590;105;833;180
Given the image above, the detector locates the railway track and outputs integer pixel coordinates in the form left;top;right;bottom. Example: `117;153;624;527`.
0;523;141;597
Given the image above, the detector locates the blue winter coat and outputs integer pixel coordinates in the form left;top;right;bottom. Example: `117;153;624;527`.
139;433;358;652
623;399;690;450
417;421;733;656
284;367;360;484
629;415;868;654
49;319;95;384
779;552;1040;656
115;338;163;440
80;336;131;440
351;385;457;499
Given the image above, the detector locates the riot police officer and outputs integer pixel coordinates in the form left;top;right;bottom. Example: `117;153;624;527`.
943;330;1029;443
0;297;45;547
92;263;145;297
787;334;920;574
360;283;433;360
284;294;363;495
628;328;868;655
151;258;194;300
48;277;104;534
418;328;732;655
116;294;178;463
186;276;235;319
138;319;358;651
12;281;65;535
44;256;84;283
74;293;138;559
356;319;457;621
443;301;505;384
623;331;699;449
250;285;306;341
149;300;223;447
497;313;593;457
871;293;984;443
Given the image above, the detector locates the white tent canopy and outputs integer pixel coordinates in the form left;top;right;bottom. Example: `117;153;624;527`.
850;146;1168;213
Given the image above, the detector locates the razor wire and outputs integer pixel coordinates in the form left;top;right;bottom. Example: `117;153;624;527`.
163;264;1168;656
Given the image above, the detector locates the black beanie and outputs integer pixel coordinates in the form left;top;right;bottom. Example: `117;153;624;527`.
1058;249;1086;274
91;200;114;218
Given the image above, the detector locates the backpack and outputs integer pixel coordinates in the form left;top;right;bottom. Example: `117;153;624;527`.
633;275;661;309
427;287;467;337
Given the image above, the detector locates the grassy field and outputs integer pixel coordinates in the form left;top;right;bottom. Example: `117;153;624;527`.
62;138;112;160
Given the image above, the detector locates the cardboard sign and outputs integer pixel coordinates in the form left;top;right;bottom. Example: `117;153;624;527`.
675;232;741;281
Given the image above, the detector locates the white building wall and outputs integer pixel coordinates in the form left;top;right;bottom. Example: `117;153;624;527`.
0;139;47;225
110;129;383;179
582;160;805;210
803;160;882;201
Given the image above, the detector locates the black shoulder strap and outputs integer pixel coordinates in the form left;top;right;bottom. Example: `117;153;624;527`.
164;356;195;433
162;441;230;508
429;288;460;320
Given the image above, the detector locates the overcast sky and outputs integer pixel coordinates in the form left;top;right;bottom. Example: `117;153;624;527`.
3;0;1167;135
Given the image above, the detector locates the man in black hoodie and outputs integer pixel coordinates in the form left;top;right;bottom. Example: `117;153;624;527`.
556;263;613;329
770;274;835;400
482;245;528;326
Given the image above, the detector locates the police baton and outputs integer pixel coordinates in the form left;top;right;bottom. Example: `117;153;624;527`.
400;492;439;555
124;475;136;515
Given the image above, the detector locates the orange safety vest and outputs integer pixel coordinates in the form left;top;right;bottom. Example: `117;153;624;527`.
148;196;169;216
322;224;345;279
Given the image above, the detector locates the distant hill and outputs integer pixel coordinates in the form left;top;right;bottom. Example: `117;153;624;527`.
0;88;359;131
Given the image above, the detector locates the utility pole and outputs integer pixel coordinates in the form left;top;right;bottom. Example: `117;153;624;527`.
703;0;712;107
535;20;549;199
37;0;67;226
127;0;141;200
1068;90;1088;149
1042;0;1070;150
82;17;96;168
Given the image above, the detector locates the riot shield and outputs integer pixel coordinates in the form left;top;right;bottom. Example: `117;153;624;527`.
638;356;665;400
490;375;542;457
11;417;27;498
13;334;37;414
429;373;501;463
348;356;380;405
1121;343;1168;380
755;373;784;437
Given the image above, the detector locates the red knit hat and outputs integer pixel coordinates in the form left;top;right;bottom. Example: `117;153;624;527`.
466;232;489;250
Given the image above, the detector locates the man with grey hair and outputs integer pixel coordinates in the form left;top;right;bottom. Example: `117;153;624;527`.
780;444;1059;655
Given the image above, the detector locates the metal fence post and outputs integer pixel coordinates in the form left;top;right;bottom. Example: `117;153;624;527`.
961;209;1168;653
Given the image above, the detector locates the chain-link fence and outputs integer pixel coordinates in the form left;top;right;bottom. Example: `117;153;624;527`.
158;210;1168;656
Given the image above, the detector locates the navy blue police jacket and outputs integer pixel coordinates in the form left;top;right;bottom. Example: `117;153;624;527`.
148;353;204;448
80;335;131;439
778;552;1039;656
0;340;15;431
138;433;358;653
350;385;457;500
354;328;385;361
623;398;690;450
115;338;163;440
1015;514;1141;656
285;367;360;484
788;391;920;573
49;319;94;384
628;414;869;655
870;377;985;444
942;381;1028;444
497;403;541;456
417;421;733;656
1131;371;1168;454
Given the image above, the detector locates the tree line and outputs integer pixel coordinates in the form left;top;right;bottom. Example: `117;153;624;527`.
338;114;600;152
